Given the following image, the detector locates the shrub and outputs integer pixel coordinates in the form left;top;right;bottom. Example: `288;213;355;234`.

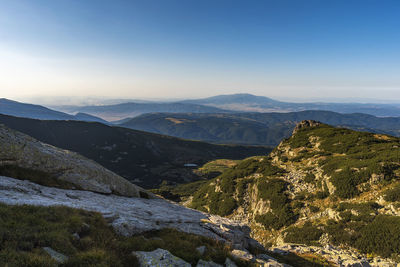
355;215;400;258
256;205;297;230
284;222;323;245
384;184;400;202
315;190;329;199
304;173;315;183
309;205;320;213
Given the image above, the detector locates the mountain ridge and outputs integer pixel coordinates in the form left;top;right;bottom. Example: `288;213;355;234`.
0;98;107;123
180;93;400;116
120;110;400;146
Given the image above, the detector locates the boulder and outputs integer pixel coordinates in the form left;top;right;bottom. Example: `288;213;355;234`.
132;248;190;267
231;249;255;262
0;125;151;198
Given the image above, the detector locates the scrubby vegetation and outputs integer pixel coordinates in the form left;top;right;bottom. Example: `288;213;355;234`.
190;157;286;216
150;180;209;202
283;201;400;259
187;122;400;261
256;178;297;229
287;124;400;198
0;203;249;267
325;215;400;259
284;223;323;246
384;183;400;202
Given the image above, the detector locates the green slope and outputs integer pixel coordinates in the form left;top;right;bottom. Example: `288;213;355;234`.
185;121;400;260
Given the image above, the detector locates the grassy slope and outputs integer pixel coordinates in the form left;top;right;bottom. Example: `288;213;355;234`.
187;124;400;260
0;203;252;267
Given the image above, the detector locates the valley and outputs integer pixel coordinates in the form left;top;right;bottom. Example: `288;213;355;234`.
0;114;271;188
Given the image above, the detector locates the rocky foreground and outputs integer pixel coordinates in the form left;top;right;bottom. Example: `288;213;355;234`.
0;175;289;266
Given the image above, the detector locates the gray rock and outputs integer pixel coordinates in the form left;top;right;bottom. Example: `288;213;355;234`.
270;248;289;255
132;248;191;267
196;259;223;267
0;176;259;249
72;232;80;240
231;249;255;262
292;120;321;135
225;258;238;267
0;125;151;198
43;247;68;263
196;245;207;255
257;254;279;262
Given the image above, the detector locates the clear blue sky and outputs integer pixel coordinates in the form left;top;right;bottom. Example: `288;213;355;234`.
1;0;400;101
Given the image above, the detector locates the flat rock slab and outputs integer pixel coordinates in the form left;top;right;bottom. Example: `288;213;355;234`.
0;176;254;247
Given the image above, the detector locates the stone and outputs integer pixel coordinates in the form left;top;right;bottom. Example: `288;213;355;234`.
257;254;279;262
43;247;68;264
270;248;289;255
196;245;207;255
72;232;80;240
231;249;255;262
225;258;238;267
132;248;190;267
196;259;223;267
256;258;286;267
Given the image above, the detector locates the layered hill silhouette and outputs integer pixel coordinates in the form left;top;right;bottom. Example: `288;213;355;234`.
0;98;107;123
0;114;270;188
182;93;400;116
53;93;400;122
57;102;230;121
120;111;400;146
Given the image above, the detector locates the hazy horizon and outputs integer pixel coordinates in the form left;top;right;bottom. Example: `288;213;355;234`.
1;0;400;101
6;93;400;107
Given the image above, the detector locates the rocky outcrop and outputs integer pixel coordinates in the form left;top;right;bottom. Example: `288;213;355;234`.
292;120;321;135
0;124;150;198
0;175;261;252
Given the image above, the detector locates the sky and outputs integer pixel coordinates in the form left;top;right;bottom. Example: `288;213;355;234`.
1;0;400;103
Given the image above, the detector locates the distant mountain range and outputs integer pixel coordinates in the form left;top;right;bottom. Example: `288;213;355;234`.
0;114;270;188
120;111;400;146
182;93;400;116
56;102;229;121
52;93;400;121
0;98;107;123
